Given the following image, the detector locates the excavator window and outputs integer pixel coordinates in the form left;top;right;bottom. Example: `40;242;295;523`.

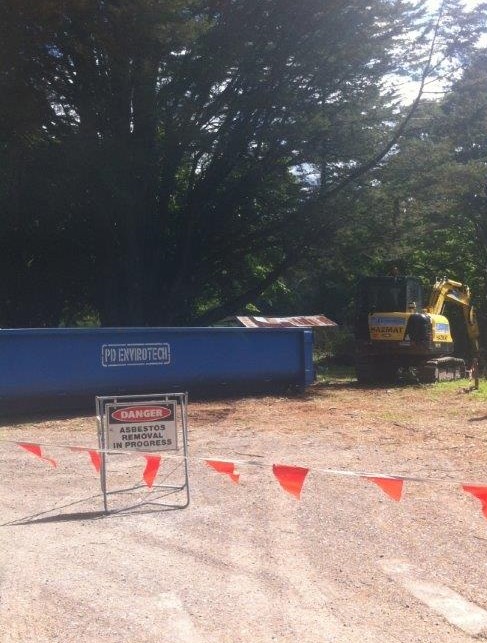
406;280;423;312
356;277;424;314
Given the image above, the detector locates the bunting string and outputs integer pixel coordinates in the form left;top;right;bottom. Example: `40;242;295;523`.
3;437;480;485
3;437;487;517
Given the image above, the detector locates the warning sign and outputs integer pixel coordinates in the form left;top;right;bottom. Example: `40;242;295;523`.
106;402;178;452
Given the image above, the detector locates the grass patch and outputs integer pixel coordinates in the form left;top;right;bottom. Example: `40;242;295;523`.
315;363;356;384
427;377;487;400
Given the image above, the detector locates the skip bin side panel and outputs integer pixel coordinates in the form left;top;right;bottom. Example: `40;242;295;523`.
0;327;313;411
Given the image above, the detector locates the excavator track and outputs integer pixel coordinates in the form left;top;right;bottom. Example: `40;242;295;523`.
417;357;466;383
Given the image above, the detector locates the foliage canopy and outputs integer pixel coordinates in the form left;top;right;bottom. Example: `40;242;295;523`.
1;0;486;329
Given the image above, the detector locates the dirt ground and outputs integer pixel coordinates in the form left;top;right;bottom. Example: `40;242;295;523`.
2;379;487;642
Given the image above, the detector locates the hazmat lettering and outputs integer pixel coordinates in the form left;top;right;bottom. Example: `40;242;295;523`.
369;315;406;341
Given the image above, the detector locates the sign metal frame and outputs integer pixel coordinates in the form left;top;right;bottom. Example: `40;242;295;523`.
96;392;189;513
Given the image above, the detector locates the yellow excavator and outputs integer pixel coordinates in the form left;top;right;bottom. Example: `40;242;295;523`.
354;275;480;383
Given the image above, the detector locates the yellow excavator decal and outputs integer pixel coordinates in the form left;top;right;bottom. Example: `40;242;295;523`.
369;313;407;341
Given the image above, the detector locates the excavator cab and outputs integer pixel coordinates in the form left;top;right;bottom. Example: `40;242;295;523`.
355;276;424;340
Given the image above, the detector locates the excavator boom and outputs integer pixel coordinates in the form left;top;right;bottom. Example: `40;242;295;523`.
425;278;479;354
426;279;471;314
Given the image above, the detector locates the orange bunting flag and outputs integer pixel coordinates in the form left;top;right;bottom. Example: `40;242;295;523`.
17;442;57;468
462;485;487;519
205;460;240;484
143;455;161;488
88;450;101;473
70;447;101;473
365;476;404;502
272;464;309;499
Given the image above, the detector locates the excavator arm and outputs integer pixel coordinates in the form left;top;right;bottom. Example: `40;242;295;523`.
425;278;480;355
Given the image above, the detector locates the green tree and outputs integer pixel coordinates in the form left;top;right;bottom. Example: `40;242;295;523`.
314;47;487;339
1;0;485;326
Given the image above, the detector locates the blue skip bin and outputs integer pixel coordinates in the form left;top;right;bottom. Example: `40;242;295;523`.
0;327;314;412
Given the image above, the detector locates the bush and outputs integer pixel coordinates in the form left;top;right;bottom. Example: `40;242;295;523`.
314;327;355;366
